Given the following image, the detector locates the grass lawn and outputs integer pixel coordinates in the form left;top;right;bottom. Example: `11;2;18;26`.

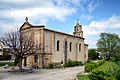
77;75;90;80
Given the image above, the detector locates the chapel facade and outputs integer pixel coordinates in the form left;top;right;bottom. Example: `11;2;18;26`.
20;17;88;68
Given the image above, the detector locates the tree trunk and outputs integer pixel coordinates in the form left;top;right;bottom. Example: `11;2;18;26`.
19;58;22;71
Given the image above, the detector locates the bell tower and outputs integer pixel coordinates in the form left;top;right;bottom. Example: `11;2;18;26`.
73;19;83;37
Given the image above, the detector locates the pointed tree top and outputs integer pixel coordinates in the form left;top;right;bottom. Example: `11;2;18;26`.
25;17;28;22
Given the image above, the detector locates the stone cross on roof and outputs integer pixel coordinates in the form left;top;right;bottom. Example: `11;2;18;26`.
25;17;28;22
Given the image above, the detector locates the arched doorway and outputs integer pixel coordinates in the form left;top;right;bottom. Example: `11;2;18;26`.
64;40;67;63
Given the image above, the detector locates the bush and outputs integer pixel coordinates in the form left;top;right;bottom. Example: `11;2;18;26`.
64;59;83;67
89;61;120;80
89;69;116;80
48;64;54;69
85;60;105;72
14;57;19;66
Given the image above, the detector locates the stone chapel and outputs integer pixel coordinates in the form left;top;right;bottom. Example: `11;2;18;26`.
20;17;88;68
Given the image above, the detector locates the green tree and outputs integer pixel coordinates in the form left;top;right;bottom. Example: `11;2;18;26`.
88;49;98;60
97;33;120;59
113;46;120;59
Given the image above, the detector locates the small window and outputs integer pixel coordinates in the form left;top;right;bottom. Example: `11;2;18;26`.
57;40;59;51
70;42;72;52
79;44;81;52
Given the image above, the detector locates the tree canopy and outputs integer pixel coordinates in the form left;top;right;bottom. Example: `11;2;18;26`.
97;33;120;58
88;49;98;60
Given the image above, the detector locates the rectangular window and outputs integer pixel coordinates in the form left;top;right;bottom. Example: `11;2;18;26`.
79;44;81;52
57;40;59;51
70;42;72;52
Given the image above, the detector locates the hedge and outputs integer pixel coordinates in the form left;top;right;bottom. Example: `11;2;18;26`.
89;61;120;80
0;62;14;66
85;60;105;72
64;59;83;67
0;55;11;60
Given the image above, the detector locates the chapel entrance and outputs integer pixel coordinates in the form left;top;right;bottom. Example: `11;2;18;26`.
64;40;67;63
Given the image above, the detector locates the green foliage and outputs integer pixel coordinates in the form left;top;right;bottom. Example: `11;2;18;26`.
85;60;105;72
64;59;83;67
0;54;11;60
14;57;19;66
48;64;54;69
0;62;14;66
44;63;61;69
89;69;116;80
88;49;98;60
115;57;120;61
77;75;90;80
85;63;95;72
113;46;120;59
97;33;120;59
89;61;120;80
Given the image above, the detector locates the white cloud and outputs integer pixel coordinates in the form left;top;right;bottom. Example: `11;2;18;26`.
82;15;120;48
0;22;22;38
83;15;120;38
83;25;103;38
89;15;120;29
0;7;75;23
88;0;100;13
0;0;77;32
85;40;97;49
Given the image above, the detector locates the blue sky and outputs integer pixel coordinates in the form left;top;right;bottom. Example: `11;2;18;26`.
0;0;120;49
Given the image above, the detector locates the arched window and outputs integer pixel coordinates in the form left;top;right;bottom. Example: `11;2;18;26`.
79;44;81;52
77;27;78;31
34;55;38;63
57;40;59;51
70;42;72;52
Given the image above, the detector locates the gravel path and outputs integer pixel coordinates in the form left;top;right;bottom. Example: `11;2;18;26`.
0;66;84;80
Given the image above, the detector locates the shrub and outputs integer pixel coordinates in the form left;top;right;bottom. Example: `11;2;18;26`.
89;69;116;80
85;60;105;72
89;61;120;80
48;64;54;69
64;59;83;67
0;62;14;66
86;60;92;63
14;57;19;66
